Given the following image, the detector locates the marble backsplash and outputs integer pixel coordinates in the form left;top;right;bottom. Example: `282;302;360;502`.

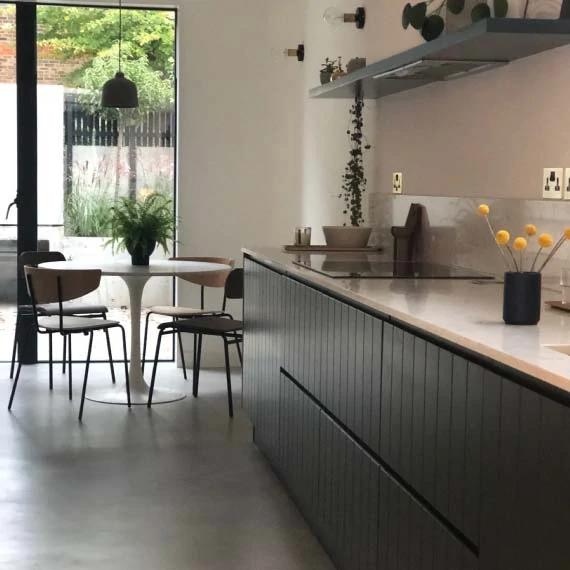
369;194;570;286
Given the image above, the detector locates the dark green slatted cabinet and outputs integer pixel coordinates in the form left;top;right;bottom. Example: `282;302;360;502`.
243;256;570;570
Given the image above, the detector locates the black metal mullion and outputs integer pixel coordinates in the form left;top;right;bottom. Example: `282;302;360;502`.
16;2;38;364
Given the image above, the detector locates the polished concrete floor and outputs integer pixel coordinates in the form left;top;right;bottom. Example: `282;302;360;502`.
0;363;334;570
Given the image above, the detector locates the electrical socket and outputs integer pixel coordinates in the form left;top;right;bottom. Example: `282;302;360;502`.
392;172;403;194
564;168;570;200
543;168;563;200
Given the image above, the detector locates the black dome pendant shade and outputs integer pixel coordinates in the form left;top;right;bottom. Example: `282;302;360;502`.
101;0;138;108
102;71;138;108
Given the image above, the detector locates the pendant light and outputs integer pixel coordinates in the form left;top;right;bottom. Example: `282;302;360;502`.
101;0;138;108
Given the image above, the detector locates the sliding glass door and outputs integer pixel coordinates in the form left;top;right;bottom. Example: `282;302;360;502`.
0;2;177;363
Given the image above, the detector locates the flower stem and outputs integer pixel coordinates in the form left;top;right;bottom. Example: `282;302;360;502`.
506;245;519;272
530;248;543;272
537;237;567;273
484;217;513;270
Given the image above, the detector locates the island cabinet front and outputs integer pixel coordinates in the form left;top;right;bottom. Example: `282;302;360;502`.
242;255;570;570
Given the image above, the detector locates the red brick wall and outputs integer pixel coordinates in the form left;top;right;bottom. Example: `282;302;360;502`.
0;8;86;84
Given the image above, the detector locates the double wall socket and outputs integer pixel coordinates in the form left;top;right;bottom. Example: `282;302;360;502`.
542;168;570;199
543;168;564;199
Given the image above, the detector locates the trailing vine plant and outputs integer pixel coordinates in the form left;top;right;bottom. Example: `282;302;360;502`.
402;0;508;42
340;91;371;227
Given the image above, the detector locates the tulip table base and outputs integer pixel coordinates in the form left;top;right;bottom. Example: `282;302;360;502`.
86;274;186;406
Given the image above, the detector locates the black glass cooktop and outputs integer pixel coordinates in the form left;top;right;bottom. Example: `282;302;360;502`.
292;256;494;280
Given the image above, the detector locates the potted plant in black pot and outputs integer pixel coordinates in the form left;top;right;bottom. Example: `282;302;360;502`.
323;91;372;248
106;192;175;266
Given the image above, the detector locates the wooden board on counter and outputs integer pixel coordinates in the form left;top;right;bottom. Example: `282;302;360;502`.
283;245;383;253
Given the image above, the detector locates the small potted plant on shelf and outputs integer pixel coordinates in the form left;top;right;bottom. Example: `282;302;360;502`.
106;192;175;266
477;203;570;325
320;56;345;84
323;91;372;248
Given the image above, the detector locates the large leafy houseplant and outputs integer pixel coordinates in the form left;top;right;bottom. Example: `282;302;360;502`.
106;192;175;265
402;0;509;41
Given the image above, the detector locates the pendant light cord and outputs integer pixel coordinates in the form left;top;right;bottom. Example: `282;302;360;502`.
118;0;122;72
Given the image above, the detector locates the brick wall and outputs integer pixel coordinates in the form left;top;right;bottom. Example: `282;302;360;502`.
0;9;86;84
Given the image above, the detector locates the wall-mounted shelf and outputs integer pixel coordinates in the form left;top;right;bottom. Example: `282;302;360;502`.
309;18;570;99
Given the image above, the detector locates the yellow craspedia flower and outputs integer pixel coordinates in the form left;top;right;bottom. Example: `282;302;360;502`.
538;233;554;248
513;237;527;251
495;230;510;245
477;204;490;216
524;224;537;237
564;227;570;240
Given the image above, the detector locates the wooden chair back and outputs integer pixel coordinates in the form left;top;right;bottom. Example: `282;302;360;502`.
24;266;102;305
170;256;234;288
18;251;66;305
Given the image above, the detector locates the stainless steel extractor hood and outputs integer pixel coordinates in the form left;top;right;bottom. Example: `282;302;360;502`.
372;58;506;82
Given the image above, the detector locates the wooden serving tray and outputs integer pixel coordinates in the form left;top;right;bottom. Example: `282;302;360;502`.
546;300;570;313
283;245;383;253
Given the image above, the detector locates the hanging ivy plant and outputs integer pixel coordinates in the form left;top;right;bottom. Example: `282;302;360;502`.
339;92;371;227
402;0;509;41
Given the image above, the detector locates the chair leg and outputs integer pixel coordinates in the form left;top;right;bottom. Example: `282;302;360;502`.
62;334;66;374
142;311;152;373
120;326;131;408
177;331;188;380
235;336;243;366
8;361;23;410
193;334;203;398
48;334;53;390
10;313;20;379
223;338;233;418
192;334;197;390
68;337;73;401
147;331;164;408
79;332;94;421
104;328;116;384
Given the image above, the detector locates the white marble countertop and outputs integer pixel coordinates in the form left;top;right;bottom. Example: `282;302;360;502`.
243;247;570;396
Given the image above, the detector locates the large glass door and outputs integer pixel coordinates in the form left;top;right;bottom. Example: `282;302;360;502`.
0;2;177;363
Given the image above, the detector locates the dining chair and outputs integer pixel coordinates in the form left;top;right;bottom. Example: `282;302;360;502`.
9;266;130;420
147;268;243;417
10;251;110;384
141;256;234;379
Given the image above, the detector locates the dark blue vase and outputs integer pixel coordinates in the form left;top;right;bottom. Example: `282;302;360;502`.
503;271;541;325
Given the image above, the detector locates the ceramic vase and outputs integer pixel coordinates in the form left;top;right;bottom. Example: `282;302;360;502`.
503;271;541;325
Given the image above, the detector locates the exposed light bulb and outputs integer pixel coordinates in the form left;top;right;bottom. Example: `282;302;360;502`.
323;6;347;26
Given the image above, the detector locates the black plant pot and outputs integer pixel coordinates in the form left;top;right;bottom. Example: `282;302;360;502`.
320;71;332;85
126;238;156;266
503;271;541;325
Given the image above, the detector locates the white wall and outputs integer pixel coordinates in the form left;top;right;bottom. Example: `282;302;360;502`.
301;0;372;242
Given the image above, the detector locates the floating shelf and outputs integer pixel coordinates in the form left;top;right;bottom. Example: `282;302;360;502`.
309;18;570;99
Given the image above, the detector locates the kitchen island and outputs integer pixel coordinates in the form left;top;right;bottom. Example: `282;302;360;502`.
242;247;570;570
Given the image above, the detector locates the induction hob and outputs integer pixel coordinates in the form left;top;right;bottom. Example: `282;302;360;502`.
292;255;494;280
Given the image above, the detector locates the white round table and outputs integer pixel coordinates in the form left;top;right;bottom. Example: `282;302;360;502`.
41;259;230;405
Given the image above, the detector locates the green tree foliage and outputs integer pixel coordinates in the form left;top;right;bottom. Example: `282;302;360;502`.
79;44;173;118
37;7;174;78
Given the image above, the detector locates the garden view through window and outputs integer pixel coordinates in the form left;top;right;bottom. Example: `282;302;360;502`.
0;4;177;362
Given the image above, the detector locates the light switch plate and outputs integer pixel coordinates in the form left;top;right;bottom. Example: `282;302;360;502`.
543;168;563;200
392;172;403;194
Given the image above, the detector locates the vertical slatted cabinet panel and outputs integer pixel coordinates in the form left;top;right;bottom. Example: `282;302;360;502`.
378;464;478;570
242;260;283;463
277;373;321;526
242;258;258;424
380;325;482;549
318;411;381;570
478;372;570;569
